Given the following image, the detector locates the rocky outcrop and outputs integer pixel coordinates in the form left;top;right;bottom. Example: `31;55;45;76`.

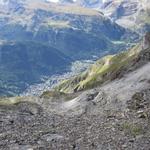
143;32;150;49
101;0;150;32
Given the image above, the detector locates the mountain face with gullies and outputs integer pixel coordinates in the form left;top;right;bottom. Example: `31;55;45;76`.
101;0;150;32
0;33;150;149
57;0;150;33
0;0;138;96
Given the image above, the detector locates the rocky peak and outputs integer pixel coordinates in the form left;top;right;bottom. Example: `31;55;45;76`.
100;0;150;32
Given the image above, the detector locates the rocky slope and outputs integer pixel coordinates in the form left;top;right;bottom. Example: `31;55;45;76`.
0;33;149;149
101;0;150;33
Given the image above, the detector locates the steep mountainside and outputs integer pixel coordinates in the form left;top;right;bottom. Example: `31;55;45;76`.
0;0;139;96
0;41;71;96
55;33;150;93
0;33;150;149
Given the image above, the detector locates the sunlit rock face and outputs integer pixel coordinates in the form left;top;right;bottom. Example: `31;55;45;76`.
101;0;150;32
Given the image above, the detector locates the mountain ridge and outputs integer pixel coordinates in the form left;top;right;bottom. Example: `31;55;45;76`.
49;0;150;32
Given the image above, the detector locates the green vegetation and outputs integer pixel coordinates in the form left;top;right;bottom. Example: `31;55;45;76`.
56;44;141;93
0;96;38;106
40;90;77;101
0;97;22;105
0;41;71;96
121;122;144;137
40;91;66;99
